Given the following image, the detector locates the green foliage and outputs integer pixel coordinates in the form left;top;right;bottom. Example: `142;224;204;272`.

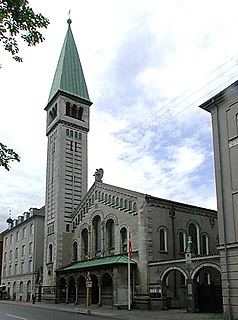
0;0;49;61
0;142;20;170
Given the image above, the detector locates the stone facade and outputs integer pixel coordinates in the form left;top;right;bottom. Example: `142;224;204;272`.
0;20;227;316
0;207;44;301
55;182;221;311
200;81;238;320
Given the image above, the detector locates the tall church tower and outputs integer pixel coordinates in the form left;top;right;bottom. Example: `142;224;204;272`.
43;19;92;286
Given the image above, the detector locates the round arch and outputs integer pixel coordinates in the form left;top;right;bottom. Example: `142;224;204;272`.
160;266;189;282
191;262;221;280
58;277;66;303
68;276;76;303
101;272;113;306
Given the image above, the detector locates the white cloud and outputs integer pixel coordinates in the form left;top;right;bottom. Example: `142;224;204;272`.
2;0;238;231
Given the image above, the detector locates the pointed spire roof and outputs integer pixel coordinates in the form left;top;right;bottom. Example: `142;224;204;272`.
48;19;91;104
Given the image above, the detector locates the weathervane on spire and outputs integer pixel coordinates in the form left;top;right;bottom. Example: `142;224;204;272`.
67;9;72;24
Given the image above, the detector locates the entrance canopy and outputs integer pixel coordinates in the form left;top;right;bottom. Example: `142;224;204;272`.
56;255;136;272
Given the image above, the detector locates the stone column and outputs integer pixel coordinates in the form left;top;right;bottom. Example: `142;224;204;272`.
186;279;195;312
75;283;78;305
98;283;102;307
65;285;69;304
161;281;168;310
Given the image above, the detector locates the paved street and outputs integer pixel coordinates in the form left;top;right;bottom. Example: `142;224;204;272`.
0;301;224;320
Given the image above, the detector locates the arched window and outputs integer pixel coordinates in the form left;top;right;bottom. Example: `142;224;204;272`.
73;241;78;261
78;107;83;120
93;216;101;255
188;223;199;254
22;245;25;257
120;227;127;253
19;281;23;293
29;242;33;255
72;104;77;118
120;198;123;208
201;234;209;255
48;244;53;263
133;202;137;212
129;201;132;211
112;196;115;205
159;227;168;252
116;197;119;206
124;199;128;209
66;102;71;116
15;247;18;259
106;219;115;252
82;228;88;257
179;231;186;253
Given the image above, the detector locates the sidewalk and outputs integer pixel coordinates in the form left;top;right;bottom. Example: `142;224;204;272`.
0;300;224;320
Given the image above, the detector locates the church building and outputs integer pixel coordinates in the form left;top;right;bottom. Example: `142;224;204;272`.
1;20;224;314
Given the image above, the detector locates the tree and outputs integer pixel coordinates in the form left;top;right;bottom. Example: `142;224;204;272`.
0;0;49;62
0;142;20;170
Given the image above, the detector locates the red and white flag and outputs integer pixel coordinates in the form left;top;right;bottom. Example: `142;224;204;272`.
128;229;132;260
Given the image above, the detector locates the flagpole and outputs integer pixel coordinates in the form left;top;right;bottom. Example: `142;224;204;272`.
127;225;131;311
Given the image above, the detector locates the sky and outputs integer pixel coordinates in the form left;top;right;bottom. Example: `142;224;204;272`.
1;0;238;232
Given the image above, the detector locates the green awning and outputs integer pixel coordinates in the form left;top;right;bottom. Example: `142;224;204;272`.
57;255;136;272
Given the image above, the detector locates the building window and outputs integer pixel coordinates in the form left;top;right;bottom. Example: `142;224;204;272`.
19;281;23;292
73;241;78;262
48;244;53;263
106;219;115;252
82;228;88;257
9;265;11;276
10;234;13;244
179;231;186;253
16;231;19;242
93;215;101;255
120;227;127;253
14;263;18;275
159;227;168;252
66;224;70;232
29;224;34;235
29;242;33;255
188;223;199;254
4;252;7;262
201;234;209;255
23;227;26;239
28;260;33;273
5;237;8;247
15;248;18;259
22;245;25;257
21;262;25;274
66;101;71;116
9;250;12;260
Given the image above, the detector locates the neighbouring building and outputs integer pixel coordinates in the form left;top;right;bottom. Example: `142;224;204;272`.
200;81;238;320
0;19;225;315
0;207;45;301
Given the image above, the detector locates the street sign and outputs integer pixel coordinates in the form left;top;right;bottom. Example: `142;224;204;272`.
86;281;92;288
86;276;92;288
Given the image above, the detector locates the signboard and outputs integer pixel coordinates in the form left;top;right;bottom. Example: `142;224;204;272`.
86;276;92;288
86;281;92;288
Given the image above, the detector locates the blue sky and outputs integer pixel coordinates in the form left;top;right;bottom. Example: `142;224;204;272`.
1;0;238;232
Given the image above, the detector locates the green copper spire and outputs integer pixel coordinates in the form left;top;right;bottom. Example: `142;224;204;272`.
48;20;91;103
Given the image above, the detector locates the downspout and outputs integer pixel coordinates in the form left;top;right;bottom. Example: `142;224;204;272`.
170;207;177;297
212;98;231;320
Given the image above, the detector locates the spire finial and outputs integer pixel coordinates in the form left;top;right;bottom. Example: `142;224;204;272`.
67;9;72;25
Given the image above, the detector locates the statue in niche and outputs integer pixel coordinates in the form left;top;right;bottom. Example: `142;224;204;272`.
94;168;104;182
